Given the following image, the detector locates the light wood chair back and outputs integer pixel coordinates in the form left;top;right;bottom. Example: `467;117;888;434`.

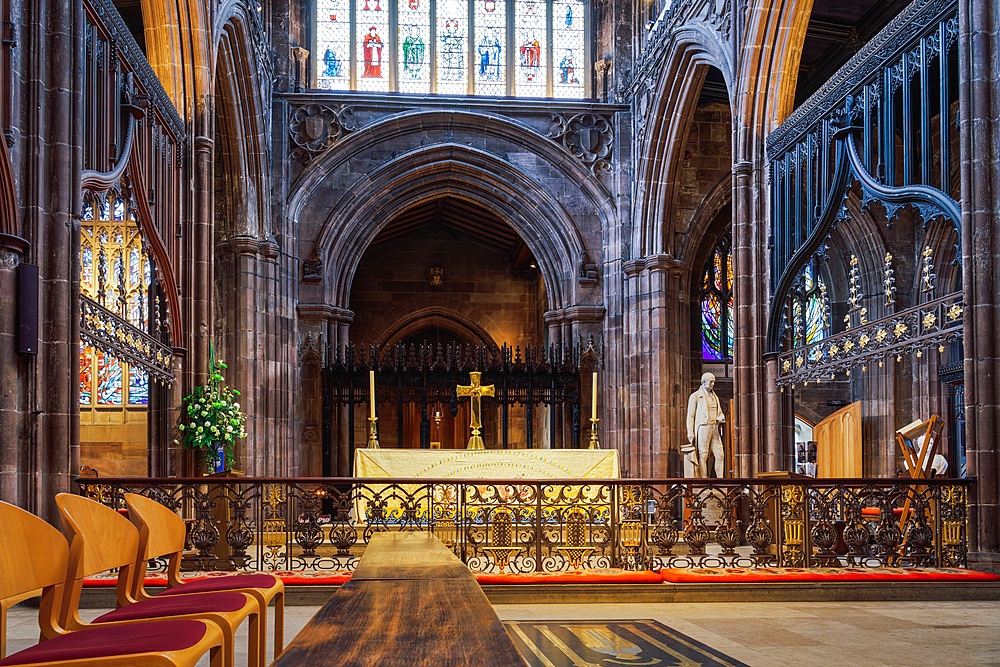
0;502;70;654
55;493;140;627
0;502;68;599
56;493;140;576
125;492;187;558
125;492;188;594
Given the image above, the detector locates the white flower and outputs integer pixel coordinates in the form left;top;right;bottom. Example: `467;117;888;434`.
204;421;211;427
234;402;240;410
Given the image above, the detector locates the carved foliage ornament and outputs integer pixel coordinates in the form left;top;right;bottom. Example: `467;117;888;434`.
289;104;359;163
547;113;613;174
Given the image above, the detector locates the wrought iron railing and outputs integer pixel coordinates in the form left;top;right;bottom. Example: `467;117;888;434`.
77;476;972;574
776;292;964;387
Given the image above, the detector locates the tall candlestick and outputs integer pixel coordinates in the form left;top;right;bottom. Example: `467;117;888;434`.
369;370;376;420
591;372;598;420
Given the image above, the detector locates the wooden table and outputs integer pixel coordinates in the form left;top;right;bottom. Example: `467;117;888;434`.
272;532;526;667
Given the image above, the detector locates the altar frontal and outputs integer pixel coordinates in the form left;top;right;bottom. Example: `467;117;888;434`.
353;449;620;524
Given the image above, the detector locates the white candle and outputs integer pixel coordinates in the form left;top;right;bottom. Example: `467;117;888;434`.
369;370;376;420
591;372;598;420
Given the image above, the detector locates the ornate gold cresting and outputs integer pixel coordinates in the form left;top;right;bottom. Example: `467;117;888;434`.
921;246;936;293
883;252;896;307
941;485;967;567
457;371;495;449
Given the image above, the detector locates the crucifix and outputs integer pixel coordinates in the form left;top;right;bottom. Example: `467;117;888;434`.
456;371;494;449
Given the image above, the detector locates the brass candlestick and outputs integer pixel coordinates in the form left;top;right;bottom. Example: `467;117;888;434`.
588;417;601;449
367;416;380;449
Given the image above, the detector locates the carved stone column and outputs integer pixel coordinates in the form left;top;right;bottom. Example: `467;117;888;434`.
0;235;27;505
622;259;643;476
959;0;1000;570
224;235;261;473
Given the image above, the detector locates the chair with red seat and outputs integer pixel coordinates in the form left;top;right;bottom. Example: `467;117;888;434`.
0;500;225;667
124;492;285;661
54;494;262;667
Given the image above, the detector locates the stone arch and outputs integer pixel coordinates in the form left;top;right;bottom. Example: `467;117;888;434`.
292;122;604;312
678;172;732;279
633;37;733;259
379;308;499;349
213;13;269;237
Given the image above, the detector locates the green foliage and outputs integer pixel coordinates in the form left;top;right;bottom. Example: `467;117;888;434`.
174;343;247;469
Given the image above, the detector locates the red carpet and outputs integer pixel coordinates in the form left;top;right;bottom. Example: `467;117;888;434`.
476;568;662;584
83;570;353;587
659;567;1000;583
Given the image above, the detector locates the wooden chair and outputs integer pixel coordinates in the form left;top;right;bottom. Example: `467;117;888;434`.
124;493;285;663
0;500;224;667
54;494;261;667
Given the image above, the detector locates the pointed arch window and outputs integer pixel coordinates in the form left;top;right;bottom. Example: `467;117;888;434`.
79;190;151;407
316;0;587;97
790;262;828;348
700;235;733;361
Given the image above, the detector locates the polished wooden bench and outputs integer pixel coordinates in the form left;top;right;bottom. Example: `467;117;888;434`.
272;532;526;667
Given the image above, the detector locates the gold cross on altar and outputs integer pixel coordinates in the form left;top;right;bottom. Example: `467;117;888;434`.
456;371;494;449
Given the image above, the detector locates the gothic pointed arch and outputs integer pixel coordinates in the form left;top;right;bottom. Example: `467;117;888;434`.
288;111;612;313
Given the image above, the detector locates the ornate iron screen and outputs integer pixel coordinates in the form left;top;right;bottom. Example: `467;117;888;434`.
766;0;962;385
322;342;584;463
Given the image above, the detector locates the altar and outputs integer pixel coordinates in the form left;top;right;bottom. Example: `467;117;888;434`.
354;448;620;480
352;448;620;524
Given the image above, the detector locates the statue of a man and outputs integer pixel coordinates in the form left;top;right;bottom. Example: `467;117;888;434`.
684;372;725;477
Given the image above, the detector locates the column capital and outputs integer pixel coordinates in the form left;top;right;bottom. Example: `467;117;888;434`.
562;305;606;323
732;161;753;176
543;308;565;324
622;259;644;276
0;233;28;255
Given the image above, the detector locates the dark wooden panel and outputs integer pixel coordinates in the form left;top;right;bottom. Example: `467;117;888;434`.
351;532;474;581
273;579;526;667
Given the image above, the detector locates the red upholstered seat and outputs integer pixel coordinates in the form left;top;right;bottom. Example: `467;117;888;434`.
860;507;904;516
0;619;208;666
95;591;248;623
158;574;279;597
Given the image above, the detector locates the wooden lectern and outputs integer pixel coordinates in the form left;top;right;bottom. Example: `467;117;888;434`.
895;416;944;533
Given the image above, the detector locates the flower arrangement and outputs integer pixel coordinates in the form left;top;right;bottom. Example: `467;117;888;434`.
175;344;247;470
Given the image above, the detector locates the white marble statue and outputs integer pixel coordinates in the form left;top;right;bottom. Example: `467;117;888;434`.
684;372;726;477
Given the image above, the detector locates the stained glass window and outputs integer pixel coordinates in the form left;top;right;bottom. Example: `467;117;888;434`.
791;263;828;348
317;0;351;90
437;0;469;94
552;0;584;98
515;0;547;96
701;235;733;361
399;0;431;93
315;0;584;97
79;190;151;407
357;0;390;92
474;0;506;95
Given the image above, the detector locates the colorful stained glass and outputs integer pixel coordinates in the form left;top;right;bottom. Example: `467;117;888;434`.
79;346;93;405
702;294;724;360
398;0;431;93
552;0;584;98
805;294;824;344
97;351;123;405
82;246;93;285
83;201;94;221
701;235;734;361
515;0;547;96
317;0;350;89
128;367;149;405
113;197;125;221
437;0;469;95
357;0;390;92
474;0;507;94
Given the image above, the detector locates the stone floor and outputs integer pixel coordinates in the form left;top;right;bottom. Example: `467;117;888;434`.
5;600;1000;666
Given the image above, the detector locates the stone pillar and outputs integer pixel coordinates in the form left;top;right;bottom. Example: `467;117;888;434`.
732;159;769;476
622;260;643;476
226;235;261;474
0;235;27;505
191;133;215;401
959;0;1000;570
645;255;676;477
336;313;353;476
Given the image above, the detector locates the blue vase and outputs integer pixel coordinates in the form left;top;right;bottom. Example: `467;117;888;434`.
213;442;226;473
